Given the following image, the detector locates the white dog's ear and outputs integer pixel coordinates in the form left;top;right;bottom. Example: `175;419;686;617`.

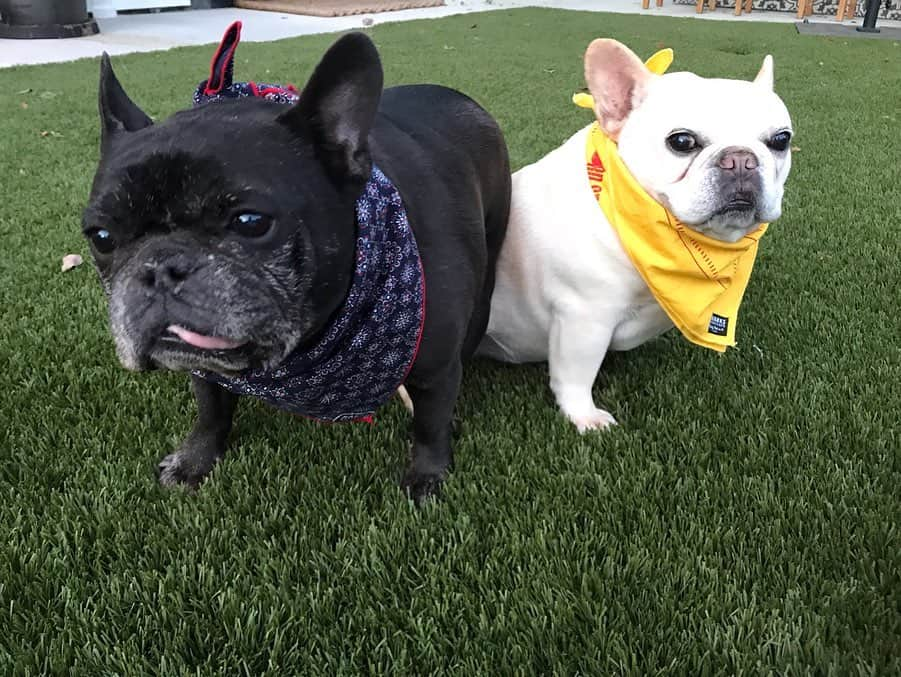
584;39;652;140
753;55;774;90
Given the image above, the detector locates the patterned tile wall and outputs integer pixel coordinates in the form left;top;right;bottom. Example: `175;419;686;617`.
673;0;900;20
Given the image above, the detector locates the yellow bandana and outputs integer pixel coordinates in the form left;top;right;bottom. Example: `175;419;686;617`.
574;49;767;352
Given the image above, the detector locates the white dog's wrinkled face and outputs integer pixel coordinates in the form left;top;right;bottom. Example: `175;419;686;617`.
619;74;792;241
586;41;793;243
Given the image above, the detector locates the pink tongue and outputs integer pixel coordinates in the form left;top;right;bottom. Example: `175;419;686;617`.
167;325;245;351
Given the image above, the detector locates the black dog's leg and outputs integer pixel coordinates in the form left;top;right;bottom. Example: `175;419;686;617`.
158;376;238;488
401;359;461;505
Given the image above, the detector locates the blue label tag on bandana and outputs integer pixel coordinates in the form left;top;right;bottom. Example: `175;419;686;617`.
708;313;729;337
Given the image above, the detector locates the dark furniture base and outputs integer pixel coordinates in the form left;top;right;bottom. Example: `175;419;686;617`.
0;18;98;38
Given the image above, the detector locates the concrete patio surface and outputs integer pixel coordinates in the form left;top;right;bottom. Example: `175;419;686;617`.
1;0;898;68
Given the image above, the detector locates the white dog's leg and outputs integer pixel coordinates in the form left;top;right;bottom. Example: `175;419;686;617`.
548;313;617;432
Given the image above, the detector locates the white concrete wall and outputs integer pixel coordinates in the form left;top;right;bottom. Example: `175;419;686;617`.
87;0;191;19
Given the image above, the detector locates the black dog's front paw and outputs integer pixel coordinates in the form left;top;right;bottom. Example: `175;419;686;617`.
157;445;220;489
401;464;449;506
158;377;235;489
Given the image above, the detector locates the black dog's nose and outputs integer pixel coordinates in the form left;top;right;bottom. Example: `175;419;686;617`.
718;148;759;173
139;254;194;290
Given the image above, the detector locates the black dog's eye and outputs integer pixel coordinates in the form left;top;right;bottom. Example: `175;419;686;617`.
666;132;699;154
767;130;792;152
231;212;274;239
86;227;116;254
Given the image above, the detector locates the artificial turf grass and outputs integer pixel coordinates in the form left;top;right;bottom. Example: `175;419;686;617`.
1;7;900;674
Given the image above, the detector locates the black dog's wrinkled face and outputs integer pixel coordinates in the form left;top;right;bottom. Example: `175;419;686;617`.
85;107;346;374
84;36;384;374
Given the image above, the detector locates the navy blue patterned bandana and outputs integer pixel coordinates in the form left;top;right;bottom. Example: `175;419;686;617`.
192;22;425;423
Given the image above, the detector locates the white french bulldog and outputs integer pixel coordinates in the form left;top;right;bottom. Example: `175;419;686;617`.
479;39;793;432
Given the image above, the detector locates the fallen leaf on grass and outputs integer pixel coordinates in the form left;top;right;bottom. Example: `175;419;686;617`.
791;146;801;152
20;102;28;110
40;130;63;138
17;88;32;95
61;254;84;272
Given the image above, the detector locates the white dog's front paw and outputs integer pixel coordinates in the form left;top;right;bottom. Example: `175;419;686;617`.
566;408;617;433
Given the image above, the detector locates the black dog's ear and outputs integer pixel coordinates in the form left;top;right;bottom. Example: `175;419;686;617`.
99;53;153;145
278;33;383;186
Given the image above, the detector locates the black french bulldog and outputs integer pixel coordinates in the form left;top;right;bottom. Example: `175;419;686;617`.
82;31;511;504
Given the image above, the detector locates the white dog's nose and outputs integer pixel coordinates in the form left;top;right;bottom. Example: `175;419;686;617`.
718;148;759;173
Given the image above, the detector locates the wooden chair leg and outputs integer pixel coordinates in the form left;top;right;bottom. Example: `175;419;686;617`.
838;0;855;20
735;0;742;15
696;0;705;12
642;0;650;8
708;0;716;10
656;0;664;6
744;0;753;13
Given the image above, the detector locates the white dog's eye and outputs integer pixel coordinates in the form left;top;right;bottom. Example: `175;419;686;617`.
666;132;699;154
766;131;792;152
